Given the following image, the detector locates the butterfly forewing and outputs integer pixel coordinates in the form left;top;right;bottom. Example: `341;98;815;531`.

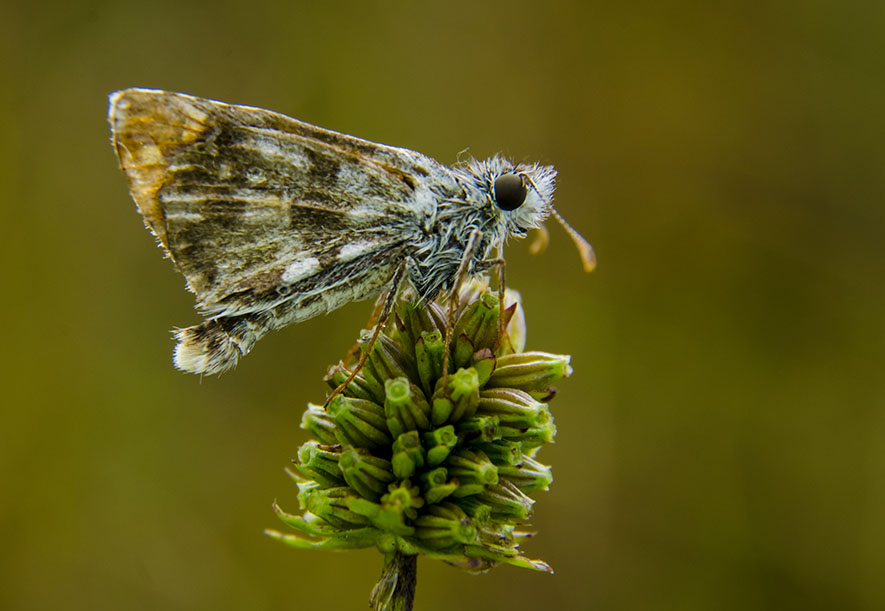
109;89;458;313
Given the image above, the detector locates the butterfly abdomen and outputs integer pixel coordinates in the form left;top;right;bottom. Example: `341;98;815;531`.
173;315;268;375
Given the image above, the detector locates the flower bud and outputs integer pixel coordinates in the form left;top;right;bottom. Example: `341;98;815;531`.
420;467;459;504
497;455;553;492
478;388;549;430
348;481;424;537
502;411;556;451
453;333;477;372
413;502;478;549
472;348;496;387
338;447;395;502
384;377;431;438
325;363;385;404
423;425;457;466
297;483;371;529
294;441;344;488
475;480;535;520
486;352;572;391
366;333;416;382
452;495;493;525
452;290;500;360
446;448;498;497
396;299;441;348
431;367;480;425
391;431;426;480
382;481;424;521
473;439;522;467
300;403;338;445
455;415;500;444
327;394;392;452
415;330;446;396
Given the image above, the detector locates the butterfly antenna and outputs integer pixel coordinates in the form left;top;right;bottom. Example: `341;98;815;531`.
550;207;596;272
523;175;597;272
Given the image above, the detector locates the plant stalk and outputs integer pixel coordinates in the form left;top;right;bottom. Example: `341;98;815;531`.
370;551;417;611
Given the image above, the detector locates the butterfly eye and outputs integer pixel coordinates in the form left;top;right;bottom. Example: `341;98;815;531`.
494;173;527;211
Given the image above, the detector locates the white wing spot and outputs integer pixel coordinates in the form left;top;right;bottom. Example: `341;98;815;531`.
338;241;375;261
166;210;205;222
242;207;286;225
281;257;320;284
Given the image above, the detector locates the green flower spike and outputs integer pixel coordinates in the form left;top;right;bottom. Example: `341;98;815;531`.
266;278;572;610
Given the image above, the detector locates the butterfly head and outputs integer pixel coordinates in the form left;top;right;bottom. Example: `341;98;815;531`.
465;156;556;240
463;155;595;272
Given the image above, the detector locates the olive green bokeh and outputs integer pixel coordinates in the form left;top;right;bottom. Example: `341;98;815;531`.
2;1;884;610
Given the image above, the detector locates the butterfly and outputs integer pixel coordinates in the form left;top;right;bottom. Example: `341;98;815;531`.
109;88;594;376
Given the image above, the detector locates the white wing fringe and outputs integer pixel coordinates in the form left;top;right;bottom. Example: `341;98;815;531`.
172;317;267;375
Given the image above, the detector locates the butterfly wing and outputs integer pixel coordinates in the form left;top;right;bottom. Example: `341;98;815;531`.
109;88;460;316
109;88;465;374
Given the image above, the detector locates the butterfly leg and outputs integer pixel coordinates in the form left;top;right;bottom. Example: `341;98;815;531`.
324;258;409;408
341;292;387;366
493;242;508;350
441;230;483;385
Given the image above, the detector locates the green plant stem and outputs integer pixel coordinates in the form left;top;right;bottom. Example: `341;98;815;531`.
370;551;417;611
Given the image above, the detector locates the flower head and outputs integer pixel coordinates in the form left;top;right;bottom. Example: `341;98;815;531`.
267;278;571;577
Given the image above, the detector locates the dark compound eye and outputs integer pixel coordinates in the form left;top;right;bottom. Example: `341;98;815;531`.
494;173;527;211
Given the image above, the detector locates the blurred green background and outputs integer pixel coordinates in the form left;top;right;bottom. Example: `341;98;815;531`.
2;0;884;609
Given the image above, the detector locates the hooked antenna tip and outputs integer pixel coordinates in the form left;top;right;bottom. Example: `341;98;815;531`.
551;208;596;273
521;172;596;273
